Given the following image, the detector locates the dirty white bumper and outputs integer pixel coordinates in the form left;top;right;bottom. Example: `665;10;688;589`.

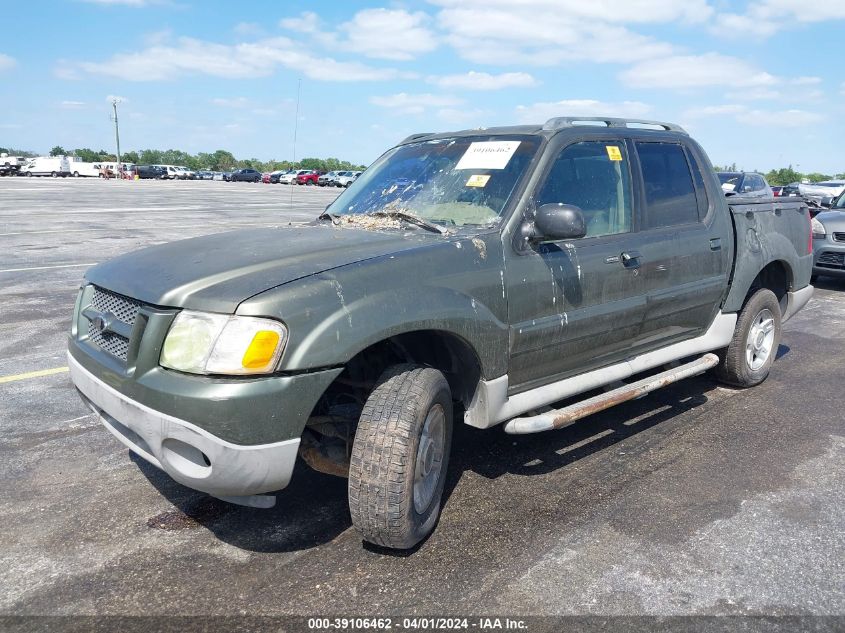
68;352;299;505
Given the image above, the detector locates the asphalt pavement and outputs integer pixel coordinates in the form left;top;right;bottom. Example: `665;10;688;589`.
1;178;842;626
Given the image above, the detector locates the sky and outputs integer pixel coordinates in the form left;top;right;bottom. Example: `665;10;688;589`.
1;0;844;173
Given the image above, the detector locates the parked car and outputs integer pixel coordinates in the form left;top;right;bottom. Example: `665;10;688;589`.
799;180;845;203
771;186;783;197
810;191;845;281
261;172;273;184
133;165;167;180
229;168;262;183
215;172;230;181
68;115;813;551
781;182;801;197
152;165;180;180
317;171;340;186
278;169;307;185
333;171;361;187
22;156;71;177
195;170;215;180
266;170;287;184
296;169;323;185
717;171;772;198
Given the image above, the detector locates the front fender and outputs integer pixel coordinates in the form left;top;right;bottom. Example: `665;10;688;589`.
237;236;509;379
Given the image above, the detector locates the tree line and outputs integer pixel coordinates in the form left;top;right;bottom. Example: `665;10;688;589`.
37;146;367;173
713;163;845;186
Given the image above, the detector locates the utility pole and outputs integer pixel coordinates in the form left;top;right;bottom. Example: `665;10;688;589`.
111;98;122;171
292;78;301;167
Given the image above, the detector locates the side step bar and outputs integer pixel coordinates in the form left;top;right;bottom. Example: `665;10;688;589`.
503;353;720;435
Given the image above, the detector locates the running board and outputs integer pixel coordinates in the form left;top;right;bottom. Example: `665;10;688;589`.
502;353;720;435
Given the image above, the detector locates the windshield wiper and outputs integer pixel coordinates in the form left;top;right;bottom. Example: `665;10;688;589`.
317;211;342;225
368;210;449;235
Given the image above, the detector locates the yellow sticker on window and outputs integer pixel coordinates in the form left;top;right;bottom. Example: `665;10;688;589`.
606;146;623;161
466;174;491;188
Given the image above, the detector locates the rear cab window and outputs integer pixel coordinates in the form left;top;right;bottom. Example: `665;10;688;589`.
635;142;700;229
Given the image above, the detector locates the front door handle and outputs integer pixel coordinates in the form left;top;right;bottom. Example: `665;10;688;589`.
621;251;642;269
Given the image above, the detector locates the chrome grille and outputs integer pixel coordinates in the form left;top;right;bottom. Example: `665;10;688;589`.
86;286;142;361
833;232;845;243
90;286;141;325
817;252;845;269
87;328;130;360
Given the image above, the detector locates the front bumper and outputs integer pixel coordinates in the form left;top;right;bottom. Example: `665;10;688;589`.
813;239;845;278
70;352;300;499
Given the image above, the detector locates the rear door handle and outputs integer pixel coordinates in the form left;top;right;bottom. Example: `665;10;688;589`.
710;238;722;251
621;251;641;269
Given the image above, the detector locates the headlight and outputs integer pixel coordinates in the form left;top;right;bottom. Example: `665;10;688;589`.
811;217;826;239
160;311;287;375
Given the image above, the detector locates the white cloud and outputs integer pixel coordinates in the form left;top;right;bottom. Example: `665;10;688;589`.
280;11;319;33
620;53;777;89
435;7;675;66
0;53;16;72
59;100;86;109
370;93;463;115
682;103;824;127
429;71;537;91
335;9;437;61
736;109;824;127
233;22;263;37
79;0;158;5
516;99;653;123
66;36;410;82
210;97;249;108
713;0;845;38
430;0;712;24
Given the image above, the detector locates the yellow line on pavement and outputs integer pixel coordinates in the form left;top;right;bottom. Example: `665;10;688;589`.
0;366;69;384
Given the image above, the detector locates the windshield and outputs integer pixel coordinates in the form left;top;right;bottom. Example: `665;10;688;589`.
718;172;741;191
326;135;542;227
836;193;845;209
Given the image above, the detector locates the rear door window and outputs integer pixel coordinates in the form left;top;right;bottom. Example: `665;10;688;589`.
635;142;699;228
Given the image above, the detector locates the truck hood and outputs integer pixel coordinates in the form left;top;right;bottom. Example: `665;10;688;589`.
84;225;438;313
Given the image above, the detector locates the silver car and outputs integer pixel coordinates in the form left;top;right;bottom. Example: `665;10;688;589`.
811;192;845;280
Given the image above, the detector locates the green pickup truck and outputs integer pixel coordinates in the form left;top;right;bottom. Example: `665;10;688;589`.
68;117;813;549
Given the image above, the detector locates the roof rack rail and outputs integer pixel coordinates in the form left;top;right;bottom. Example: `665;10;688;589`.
542;117;687;134
399;132;435;144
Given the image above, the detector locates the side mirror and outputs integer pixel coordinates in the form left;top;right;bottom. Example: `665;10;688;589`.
820;196;833;208
533;203;587;241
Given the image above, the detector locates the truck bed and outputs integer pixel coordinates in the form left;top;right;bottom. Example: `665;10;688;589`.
723;195;813;313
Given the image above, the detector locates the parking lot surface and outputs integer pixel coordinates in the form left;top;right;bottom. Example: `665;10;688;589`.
1;178;843;619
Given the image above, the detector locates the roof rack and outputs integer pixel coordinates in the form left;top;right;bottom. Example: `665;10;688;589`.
399;132;435;144
542;117;687;134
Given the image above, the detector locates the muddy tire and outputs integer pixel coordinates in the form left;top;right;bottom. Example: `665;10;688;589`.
715;288;782;388
348;364;452;550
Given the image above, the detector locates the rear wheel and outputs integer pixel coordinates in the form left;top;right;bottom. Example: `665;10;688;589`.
51;171;57;178
348;364;452;550
26;172;32;177
715;288;782;387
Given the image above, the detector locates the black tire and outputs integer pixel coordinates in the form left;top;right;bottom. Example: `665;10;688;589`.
72;171;80;178
810;274;819;284
715;288;782;388
51;171;57;178
349;364;453;550
26;172;32;177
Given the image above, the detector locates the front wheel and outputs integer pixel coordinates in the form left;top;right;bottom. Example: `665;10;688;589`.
715;288;782;387
51;171;57;178
349;365;453;550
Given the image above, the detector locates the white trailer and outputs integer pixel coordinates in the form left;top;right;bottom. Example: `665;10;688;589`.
21;156;71;177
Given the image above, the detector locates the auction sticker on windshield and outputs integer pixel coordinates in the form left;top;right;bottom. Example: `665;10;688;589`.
456;141;521;170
